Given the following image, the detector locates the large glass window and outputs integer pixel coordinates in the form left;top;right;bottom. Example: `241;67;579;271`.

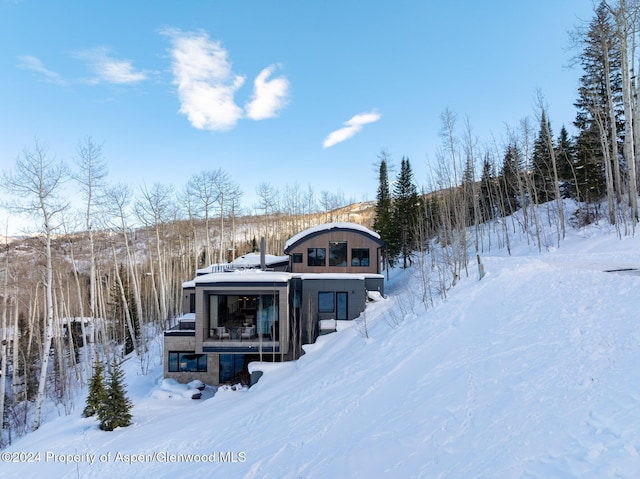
207;293;278;339
318;292;335;313
329;241;347;266
308;248;326;266
351;248;370;267
219;354;245;383
168;352;207;372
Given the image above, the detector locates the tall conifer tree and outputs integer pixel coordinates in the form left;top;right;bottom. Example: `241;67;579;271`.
393;157;420;269
373;152;399;267
573;2;622;206
531;111;556;204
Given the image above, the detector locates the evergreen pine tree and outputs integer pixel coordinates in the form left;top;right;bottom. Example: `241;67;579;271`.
373;152;399;267
97;360;133;431
499;143;522;216
531;111;556;204
83;360;106;418
462;152;477;227
572;2;622;204
479;156;496;222
555;126;578;198
393;157;420;269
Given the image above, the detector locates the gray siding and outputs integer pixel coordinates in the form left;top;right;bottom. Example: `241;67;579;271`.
301;278;366;321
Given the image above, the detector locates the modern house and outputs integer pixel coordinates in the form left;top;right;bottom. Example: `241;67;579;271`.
163;222;385;386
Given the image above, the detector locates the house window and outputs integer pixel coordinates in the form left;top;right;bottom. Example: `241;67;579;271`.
168;352;207;372
189;293;196;313
308;248;326;266
329;241;347;267
318;292;334;313
351;248;370;267
292;253;303;264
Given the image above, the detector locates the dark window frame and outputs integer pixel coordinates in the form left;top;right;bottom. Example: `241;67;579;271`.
318;291;335;313
351;248;370;267
292;252;303;264
168;352;207;372
189;293;196;313
307;247;326;266
329;241;348;267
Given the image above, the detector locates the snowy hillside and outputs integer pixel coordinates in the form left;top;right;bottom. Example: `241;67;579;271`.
2;222;640;478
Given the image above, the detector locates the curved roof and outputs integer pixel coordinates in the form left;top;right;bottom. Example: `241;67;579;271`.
284;222;383;253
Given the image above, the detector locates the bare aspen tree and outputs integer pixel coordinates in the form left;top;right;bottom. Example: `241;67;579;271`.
537;97;566;244
0;228;10;446
226;183;243;262
255;182;279;253
602;22;624;205
1;140;68;431
110;242;139;357
184;169;237;266
179;185;201;272
186;170;220;266
136;183;175;324
105;183;145;337
73;137;107;369
303;184;316;228
606;0;639;226
591;99;618;224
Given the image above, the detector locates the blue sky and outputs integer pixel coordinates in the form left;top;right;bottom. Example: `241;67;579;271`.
1;0;594;221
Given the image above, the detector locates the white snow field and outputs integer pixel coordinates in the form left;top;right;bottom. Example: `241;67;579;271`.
2;221;640;478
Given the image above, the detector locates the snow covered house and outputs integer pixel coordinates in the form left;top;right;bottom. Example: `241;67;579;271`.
163;222;385;385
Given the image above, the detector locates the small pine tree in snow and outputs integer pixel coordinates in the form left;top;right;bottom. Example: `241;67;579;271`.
97;360;133;431
83;360;106;418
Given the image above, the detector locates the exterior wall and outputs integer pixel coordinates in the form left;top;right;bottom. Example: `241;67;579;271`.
295;277;367;343
287;230;383;275
194;281;290;356
301;278;367;321
182;287;195;314
163;334;220;385
365;276;385;297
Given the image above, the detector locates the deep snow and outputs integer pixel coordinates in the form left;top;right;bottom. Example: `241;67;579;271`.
1;221;640;478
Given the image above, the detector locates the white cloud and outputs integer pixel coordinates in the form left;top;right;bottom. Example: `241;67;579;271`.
17;55;68;85
245;65;289;120
76;47;147;84
162;28;245;131
322;111;381;148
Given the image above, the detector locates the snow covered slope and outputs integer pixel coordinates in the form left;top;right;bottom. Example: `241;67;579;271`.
2;224;640;478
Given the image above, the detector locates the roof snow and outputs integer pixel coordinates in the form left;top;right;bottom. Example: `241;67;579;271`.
194;269;292;285
284;222;380;251
195;252;288;275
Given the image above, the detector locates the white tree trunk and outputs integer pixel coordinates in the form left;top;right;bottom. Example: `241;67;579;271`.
32;219;54;431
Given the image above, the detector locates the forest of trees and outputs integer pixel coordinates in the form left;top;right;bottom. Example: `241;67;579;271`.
1;0;640;447
373;1;640;279
0;136;363;445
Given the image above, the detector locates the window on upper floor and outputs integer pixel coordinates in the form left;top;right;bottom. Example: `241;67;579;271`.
292;253;303;264
351;248;370;267
307;248;326;266
329;241;347;267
